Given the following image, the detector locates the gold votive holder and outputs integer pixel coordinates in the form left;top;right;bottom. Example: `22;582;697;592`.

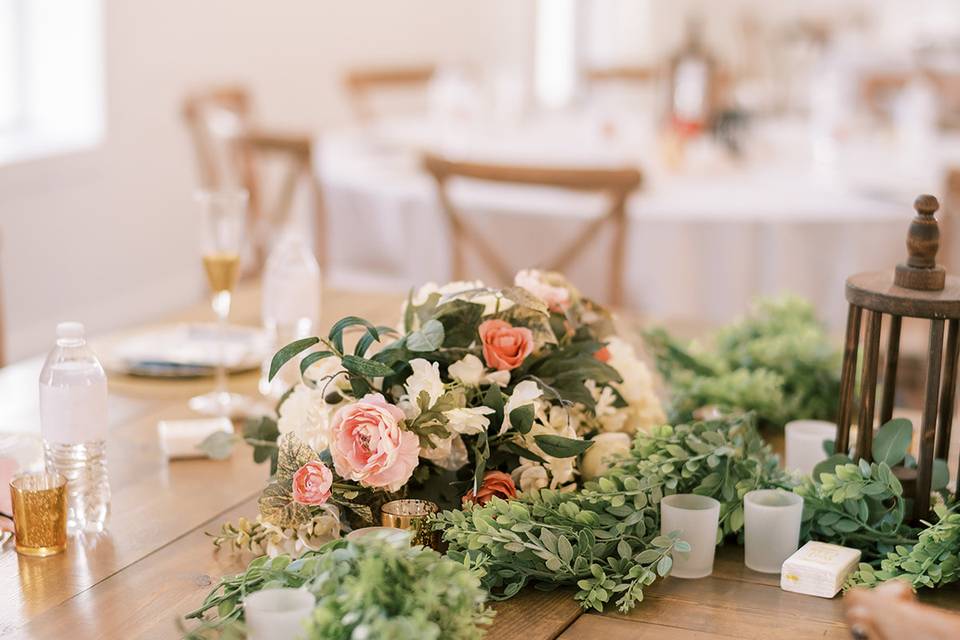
10;472;68;557
380;499;439;549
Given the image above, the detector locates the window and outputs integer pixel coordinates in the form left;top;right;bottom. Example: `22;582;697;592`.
0;0;105;164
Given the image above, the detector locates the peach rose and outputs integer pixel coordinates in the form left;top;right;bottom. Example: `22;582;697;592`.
478;319;534;371
292;460;333;505
462;470;518;506
329;393;419;491
593;346;611;363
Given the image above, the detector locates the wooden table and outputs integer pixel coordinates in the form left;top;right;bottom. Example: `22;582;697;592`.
1;285;957;639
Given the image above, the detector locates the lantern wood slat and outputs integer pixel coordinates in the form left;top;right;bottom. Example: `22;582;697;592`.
916;319;945;519
936;318;960;460
879;314;902;424
856;311;883;461
836;194;959;522
836;305;863;455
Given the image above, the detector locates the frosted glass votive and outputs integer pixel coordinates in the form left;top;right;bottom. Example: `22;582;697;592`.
785;420;836;476
660;494;720;579
743;489;804;573
244;588;316;640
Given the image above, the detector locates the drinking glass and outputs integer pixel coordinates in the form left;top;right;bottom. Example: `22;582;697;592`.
189;188;252;417
244;588;315;640
743;489;804;574
10;472;68;557
660;494;720;578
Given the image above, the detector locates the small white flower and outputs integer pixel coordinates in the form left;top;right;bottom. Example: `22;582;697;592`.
603;336;667;434
501;380;543;434
404;358;444;411
448;354;511;388
419;433;469;471
514;269;571;310
443;406;495;435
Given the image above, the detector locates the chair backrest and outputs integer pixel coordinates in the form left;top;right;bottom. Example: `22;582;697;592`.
240;132;327;274
584;65;661;86
343;65;435;122
422;153;642;307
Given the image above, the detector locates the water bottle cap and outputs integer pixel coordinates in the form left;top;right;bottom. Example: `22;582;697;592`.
56;322;85;340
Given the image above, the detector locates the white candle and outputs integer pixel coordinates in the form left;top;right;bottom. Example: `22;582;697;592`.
743;489;804;573
244;588;316;640
660;494;720;579
785;420;836;476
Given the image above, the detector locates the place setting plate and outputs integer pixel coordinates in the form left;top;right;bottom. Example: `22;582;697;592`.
95;323;270;379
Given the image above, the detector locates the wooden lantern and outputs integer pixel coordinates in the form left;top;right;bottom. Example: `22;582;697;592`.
836;194;959;520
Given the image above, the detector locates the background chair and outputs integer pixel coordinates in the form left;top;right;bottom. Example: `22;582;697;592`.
422;153;642;307
240;132;328;275
343;65;436;122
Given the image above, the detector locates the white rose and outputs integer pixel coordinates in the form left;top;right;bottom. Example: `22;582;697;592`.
443;406;495;435
277;383;336;451
501;380;543;434
448;354;511;388
604;336;666;433
511;461;549;494
580;432;632;480
405;358;444;411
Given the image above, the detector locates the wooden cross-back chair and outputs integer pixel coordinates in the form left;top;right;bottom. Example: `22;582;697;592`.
239;132;328;274
343;65;435;122
584;65;662;87
422;153;642;307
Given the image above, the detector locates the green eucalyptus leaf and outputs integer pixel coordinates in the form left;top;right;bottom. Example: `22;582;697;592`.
341;354;395;378
269;337;320;381
533;434;593;458
407;319;445;351
873;418;913;467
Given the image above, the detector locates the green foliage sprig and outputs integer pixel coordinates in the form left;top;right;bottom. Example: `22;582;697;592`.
436;413;786;613
846;503;960;590
183;539;493;640
646;296;841;428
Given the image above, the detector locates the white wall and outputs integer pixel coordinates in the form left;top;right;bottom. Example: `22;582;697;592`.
0;0;535;361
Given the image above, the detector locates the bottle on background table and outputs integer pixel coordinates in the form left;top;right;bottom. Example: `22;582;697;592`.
39;322;110;534
260;233;321;397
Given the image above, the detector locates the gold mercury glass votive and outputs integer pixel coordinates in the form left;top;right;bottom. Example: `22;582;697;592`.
10;472;68;557
380;499;439;549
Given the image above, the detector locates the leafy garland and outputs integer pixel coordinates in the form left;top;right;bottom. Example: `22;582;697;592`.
183;538;493;640
436;413;788;613
645;296;841;428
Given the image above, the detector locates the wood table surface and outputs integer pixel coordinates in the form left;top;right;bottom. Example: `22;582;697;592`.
1;284;958;639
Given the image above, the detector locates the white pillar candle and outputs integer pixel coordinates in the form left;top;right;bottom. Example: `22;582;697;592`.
743;489;804;573
244;588;316;640
785;420;836;476
660;494;720;579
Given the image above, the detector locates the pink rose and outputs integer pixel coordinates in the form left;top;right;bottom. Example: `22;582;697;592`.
514;269;571;312
329;393;419;491
292;460;333;505
478;319;534;371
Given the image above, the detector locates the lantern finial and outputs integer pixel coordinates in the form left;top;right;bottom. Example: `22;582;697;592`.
894;194;945;291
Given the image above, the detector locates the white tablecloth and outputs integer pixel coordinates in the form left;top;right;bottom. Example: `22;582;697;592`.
315;114;960;330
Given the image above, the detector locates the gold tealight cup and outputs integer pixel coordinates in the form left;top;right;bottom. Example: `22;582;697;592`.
380;499;439;549
10;472;68;557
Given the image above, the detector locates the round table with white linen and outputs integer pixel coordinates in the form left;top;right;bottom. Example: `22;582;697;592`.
315;113;960;330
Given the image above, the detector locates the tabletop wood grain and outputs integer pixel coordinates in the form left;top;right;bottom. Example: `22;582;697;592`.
1;284;957;639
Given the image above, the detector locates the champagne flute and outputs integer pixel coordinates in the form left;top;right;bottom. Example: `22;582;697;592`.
189;188;251;417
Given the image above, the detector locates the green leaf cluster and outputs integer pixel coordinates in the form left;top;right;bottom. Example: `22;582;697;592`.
846;503;960;590
646;295;841;429
183;538;493;640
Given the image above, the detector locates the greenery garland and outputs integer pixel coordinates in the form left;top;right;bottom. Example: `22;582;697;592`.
436;413;788;613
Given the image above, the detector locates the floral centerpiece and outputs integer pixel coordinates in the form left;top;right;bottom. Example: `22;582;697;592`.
213;270;664;555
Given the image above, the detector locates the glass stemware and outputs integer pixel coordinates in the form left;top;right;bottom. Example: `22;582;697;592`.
188;188;253;417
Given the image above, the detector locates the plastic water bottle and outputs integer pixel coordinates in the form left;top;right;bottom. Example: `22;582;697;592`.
260;233;321;397
40;322;110;534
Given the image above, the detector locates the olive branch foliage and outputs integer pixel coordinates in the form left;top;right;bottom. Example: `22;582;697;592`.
436;413;790;613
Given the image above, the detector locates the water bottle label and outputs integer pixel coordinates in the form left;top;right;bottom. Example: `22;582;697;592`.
40;383;108;444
